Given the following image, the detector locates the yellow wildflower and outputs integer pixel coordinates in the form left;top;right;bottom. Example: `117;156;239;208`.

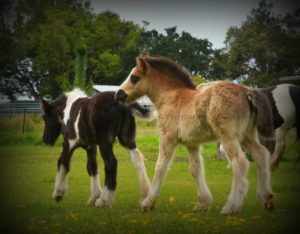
180;213;192;219
68;212;79;221
226;216;246;226
130;219;138;223
142;220;149;225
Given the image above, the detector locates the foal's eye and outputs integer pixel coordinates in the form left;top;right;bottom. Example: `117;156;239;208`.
130;75;140;85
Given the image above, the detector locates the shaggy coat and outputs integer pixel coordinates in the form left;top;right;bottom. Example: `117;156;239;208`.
116;54;275;215
214;83;300;170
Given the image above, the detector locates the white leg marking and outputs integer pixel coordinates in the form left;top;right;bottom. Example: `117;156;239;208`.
141;139;176;211
188;146;212;211
244;137;275;210
220;141;249;215
87;174;102;206
129;148;151;199
53;165;68;201
95;186;115;208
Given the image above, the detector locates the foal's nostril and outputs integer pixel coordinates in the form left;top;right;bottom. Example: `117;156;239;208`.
116;90;128;103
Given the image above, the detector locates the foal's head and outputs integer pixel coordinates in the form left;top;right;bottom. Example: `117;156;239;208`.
116;53;150;105
116;53;195;105
41;99;62;146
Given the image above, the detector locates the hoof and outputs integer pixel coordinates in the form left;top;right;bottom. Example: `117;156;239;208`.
264;201;275;211
52;189;66;202
87;193;101;206
54;195;63;202
141;197;156;212
220;209;240;216
95;198;112;209
260;193;275;211
192;203;210;212
141;204;155;213
220;203;241;216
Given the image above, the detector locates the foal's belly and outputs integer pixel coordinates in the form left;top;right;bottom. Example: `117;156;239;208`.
178;118;216;145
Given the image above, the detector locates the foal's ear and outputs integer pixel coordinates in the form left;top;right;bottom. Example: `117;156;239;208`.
40;99;52;114
139;52;149;58
136;57;150;74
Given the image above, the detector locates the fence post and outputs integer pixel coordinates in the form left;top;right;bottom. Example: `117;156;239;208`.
22;108;26;134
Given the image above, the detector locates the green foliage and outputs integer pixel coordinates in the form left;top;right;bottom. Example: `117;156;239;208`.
1;2;141;99
88;11;141;85
0;0;94;99
74;42;87;89
0;132;42;145
192;74;206;85
224;0;300;87
0;114;43;133
2;0;299;100
139;26;214;78
92;51;123;84
208;49;229;80
1;1;225;99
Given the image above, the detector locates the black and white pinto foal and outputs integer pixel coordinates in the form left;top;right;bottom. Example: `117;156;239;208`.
261;84;300;169
41;89;151;208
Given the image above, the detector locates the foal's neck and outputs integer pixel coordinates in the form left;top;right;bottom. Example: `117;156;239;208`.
147;85;195;111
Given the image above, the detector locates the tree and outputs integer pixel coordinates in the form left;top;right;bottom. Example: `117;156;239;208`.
224;0;300;87
1;0;94;99
73;40;94;95
208;49;228;81
1;1;143;99
139;26;214;78
87;11;141;85
0;0;38;100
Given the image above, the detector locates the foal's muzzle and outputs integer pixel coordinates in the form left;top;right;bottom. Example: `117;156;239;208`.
116;90;128;103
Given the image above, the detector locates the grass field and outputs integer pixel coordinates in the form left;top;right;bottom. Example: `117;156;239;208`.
0;116;300;233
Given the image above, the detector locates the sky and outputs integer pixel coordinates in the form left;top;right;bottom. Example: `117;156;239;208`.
90;0;300;49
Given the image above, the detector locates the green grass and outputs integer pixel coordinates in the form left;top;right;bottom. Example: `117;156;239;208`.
0;116;300;233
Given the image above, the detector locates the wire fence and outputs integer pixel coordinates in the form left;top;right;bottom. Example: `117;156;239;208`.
0;101;41;117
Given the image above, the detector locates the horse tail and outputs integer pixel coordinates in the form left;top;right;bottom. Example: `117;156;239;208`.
289;85;300;140
117;102;155;147
128;103;157;120
247;89;274;138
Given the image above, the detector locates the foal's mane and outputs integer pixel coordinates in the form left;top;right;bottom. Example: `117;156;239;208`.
145;56;196;89
52;88;87;109
53;94;67;106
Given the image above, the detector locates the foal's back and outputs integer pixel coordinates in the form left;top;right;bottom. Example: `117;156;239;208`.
175;81;251;142
78;91;129;144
